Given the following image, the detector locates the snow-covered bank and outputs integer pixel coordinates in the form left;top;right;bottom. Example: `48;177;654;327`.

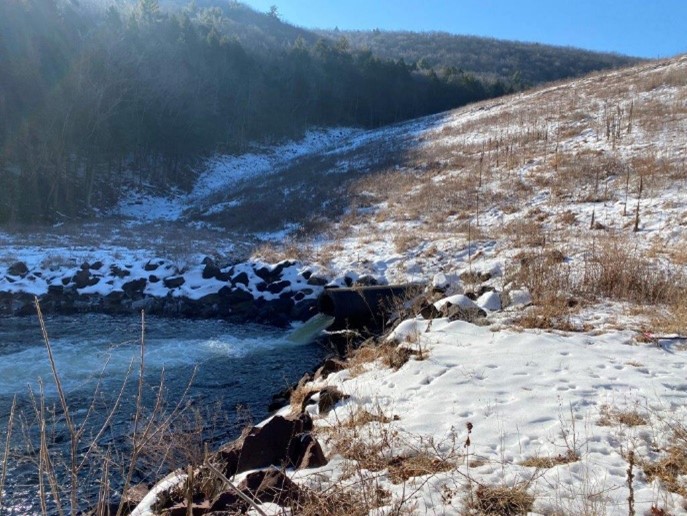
291;316;687;515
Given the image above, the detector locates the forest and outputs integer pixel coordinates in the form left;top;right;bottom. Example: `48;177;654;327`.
0;0;637;223
317;29;642;87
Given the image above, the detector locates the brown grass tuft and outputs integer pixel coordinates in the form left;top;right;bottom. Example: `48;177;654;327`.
467;484;535;515
597;405;648;427
643;446;687;497
386;453;454;484
520;449;580;469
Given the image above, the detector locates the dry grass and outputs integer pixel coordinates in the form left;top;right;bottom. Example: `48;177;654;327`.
347;340;422;375
387;453;454;484
597;405;648;427
251;239;314;263
513;233;687;329
466;484;535;515
295;483;392;516
341;408;395;429
643;446;687;497
520;450;580;469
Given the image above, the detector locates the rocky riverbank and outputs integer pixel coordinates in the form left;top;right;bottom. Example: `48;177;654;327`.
0;257;345;326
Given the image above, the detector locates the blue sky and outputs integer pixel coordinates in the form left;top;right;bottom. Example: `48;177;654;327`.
241;1;686;58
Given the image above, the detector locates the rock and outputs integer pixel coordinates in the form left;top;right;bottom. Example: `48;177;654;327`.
90;261;103;270
272;260;295;277
73;269;99;289
315;357;347;380
218;286;254;303
208;491;243;512
8;261;29;277
110;265;131;278
144;261;159;272
505;288;533;308
432;272;450;292
256;298;294;326
297;434;328;469
291;299;317;322
476;290;502;312
240;469;305;506
232;271;250;286
164;276;185;289
435;294;486;322
267;280;290;294
148;275;159;283
202;263;222;280
355;275;378;286
301;270;313;280
419;300;442;320
215;413;325;477
209;469;306;513
306;276;328;286
47;285;64;295
254;266;274;283
122;278;147;298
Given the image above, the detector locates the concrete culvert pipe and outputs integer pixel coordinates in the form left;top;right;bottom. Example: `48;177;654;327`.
317;284;422;332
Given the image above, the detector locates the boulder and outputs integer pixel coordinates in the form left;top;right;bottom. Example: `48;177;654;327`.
164;276;185;289
239;469;304;506
209;469;306;513
8;261;29;277
122;278;147;299
306;276;328;287
434;294;486;322
267;280;290;294
110;265;131;278
73;269;99;289
202;262;231;281
232;272;250;286
215;413;326;478
432;272;450;292
254;265;281;284
355;275;379;287
144;261;159;272
476;290;502;312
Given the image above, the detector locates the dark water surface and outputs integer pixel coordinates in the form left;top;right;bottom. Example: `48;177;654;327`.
0;314;328;513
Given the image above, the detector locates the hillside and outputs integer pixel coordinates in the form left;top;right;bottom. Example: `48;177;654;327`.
0;0;648;225
317;29;644;86
248;54;687;515
0;0;504;224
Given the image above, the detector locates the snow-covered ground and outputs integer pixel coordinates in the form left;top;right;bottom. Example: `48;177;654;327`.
292;318;687;515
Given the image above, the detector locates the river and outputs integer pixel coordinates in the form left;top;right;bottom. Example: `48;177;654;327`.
0;313;329;513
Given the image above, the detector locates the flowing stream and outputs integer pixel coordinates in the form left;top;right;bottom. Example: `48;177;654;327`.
0;313;331;513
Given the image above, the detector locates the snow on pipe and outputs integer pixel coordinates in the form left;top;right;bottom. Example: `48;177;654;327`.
317;284;423;331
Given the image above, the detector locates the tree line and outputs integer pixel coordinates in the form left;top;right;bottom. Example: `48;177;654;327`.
0;1;521;223
318;30;642;88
